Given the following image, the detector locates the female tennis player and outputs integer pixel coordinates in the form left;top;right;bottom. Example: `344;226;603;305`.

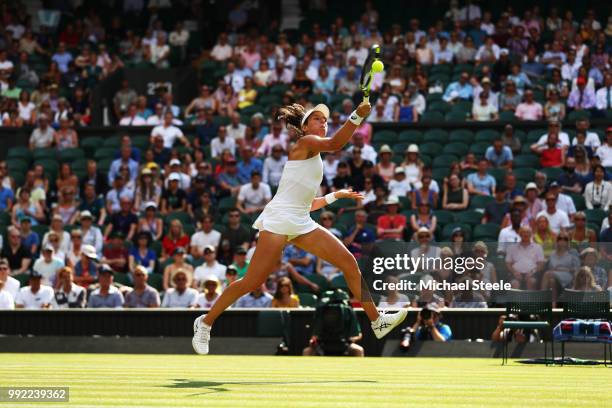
192;101;407;354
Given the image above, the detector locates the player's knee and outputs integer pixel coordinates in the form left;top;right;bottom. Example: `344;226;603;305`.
240;278;264;293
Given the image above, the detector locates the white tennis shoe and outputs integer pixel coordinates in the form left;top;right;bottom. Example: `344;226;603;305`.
192;315;211;355
371;309;408;339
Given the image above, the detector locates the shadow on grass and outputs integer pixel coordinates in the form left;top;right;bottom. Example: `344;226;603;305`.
163;378;378;396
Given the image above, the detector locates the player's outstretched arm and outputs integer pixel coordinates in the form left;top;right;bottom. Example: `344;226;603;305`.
310;189;364;212
299;102;371;153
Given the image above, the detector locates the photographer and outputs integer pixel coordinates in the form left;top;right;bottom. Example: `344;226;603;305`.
400;303;452;349
303;289;364;357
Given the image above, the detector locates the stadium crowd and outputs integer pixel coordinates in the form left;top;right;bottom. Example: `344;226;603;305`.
0;1;612;311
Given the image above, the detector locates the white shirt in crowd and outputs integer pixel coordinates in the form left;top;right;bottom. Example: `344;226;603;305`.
388;178;413;197
226;123;246;141
584;181;612;211
536;132;570;147
346;144;378;163
190;229;222;252
211;43;233;61
151;124;184;149
119;115;146;126
0;289;14;309
32;256;65;286
555;193;576;216
161;288;198;307
595;86;612;110
596;144;612;167
571;132;601;150
238;182;272;209
262;156;287;187
194;262;227;283
497;226;521;254
196;292;220;309
210;136;236;158
15;285;54;309
3;276;19;298
536;209;571;234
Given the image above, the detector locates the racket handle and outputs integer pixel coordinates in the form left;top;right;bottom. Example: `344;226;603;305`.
364;95;369;103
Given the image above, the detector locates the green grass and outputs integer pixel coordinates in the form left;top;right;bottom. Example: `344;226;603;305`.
1;354;611;407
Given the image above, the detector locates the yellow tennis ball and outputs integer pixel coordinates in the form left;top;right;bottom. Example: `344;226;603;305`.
372;60;384;73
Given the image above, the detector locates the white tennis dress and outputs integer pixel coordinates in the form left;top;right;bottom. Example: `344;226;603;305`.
253;153;323;240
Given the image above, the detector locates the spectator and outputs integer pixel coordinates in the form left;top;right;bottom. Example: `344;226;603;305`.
124;265;160;308
161;220;189;260
485;138;513;168
0;181;14;213
491;314;542;343
235;284;273;308
271;276;300;308
402;303;451;349
410;203;437;238
128;232;156;275
547;181;576;218
32;244;64;286
150;112;190;149
467;158;496;196
567;76;596;111
190;215;221;258
0;260;19;300
210;126;236;159
579;248;609;290
544;89;566;121
595;72;612;111
515;89;543;120
1;226;32;275
236;171;271;215
19;217;39;255
343;210;376;259
14;270;54;309
283;243;315;276
376;196;406;240
73;244;98;286
220;208;253;251
230;246;250;278
387;167;411;198
442;174;469;211
113;79;137;120
196;275;221;308
411;173;438;209
119;103;146;126
262;145;287;188
51;42;73;73
531;133;564;168
161;269;198;308
483;186;509;225
28;114;55;149
210;33;232;61
0;278;14;309
226;111;246;143
52;266;86;308
160;173;187;215
498;80;522;112
584;165;612;211
257;120;288;157
163;247;194;290
102;231;129;274
442;71;473;103
105;198;137;241
597;127;612;167
540;231;580;305
395;91;418;122
505;226;545;289
194;245;227;286
537;192;570;234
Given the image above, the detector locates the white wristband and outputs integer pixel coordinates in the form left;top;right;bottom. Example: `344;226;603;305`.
324;193;338;205
348;110;364;126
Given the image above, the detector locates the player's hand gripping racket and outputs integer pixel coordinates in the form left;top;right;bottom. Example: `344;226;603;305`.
359;44;384;103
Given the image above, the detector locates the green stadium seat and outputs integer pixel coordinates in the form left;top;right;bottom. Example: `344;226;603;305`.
445;111;467;122
81;137;105;158
397;130;423;143
0;211;11;226
147;272;162;291
131;135;150;151
419;142;442;156
442;142;469;157
218;196;237;213
430;65;452;75
373;130;398;143
6;159;28;173
420;111;444;123
423;129;448;144
308;94;327;105
441;223;472;241
540;167;563;181
34;159;59;180
469;142;489;156
567;193;586;211
32;148;56;161
448;129;474;145
454;210;484;225
164;211;193;226
473;223;500;240
526;129;546;144
97;158;114;175
512;168;535;182
585;209;607;225
329;93;351;106
94;147;117;160
14;273;30;287
469;195;494;210
258;94;282;106
431;168;450;183
513;155;540;169
426;93;442;104
450;100;472;114
297;293;318;307
432;210;455;225
475;129;500;143
58;148;85;163
114;272;132;287
240;104;264;116
499;111;516;122
429;100;451;114
432;154;458;168
567;110;591;122
103;136;122;148
269;84;290;96
453;64;474;74
392;143;408;155
7;146;32;162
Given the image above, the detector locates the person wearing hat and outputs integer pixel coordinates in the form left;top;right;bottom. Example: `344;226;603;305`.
14;269;54;309
192;98;409;356
134;168;162;213
409;201;437;240
160;173;187;215
388;167;411;198
87;264;124;308
193;245;226;288
230;246;250;277
161;268;198;308
195;275;221;309
162;246;194;290
404;302;452;346
73;244;98;286
124;265;161;308
523;182;544;222
579;247;608;289
546;180;577;216
374;145;396;183
79;210;103;256
32;243;65;287
376;195;406;240
400;144;423;186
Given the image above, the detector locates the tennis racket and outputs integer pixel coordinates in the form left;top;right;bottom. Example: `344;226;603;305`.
359;44;381;103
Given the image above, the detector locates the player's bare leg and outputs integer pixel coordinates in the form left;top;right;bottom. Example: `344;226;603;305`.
291;226;407;338
192;231;286;354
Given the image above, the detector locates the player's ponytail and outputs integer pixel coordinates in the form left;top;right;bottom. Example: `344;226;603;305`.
277;103;306;137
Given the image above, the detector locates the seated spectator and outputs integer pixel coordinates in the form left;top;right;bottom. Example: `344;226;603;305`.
531;133;564;168
54;116;78;149
410;203;437;238
271;276;300;308
190;215;221;258
597;127;612;167
343;210;376;259
467;159;496;196
237;77;257;110
163;247;195;290
515;89;543;121
105;198;137;241
475;36;500;64
19;217;39;255
572;266;603;292
33;244;65;286
11;188;44;226
108;145;139;186
283;243;315;276
377;276;410;309
236;171;271;215
231;246;250;277
540;231;580;305
0;278;14;309
450;281;488;308
548;181;576;218
395;91;418;123
442;174;469;211
86;265;123;308
472;90;498;122
498;80;521;112
79;210;104;256
1;226;32;275
234;284;273;308
105;176;135;215
388;167;411;198
161;174;187;214
14;270;54;309
196;275;221;308
28;114;55;149
66;228;84;268
557;158;584;195
118;103;146;126
193;245;227;286
595;72;612;111
161;269;198;308
569;211;597;249
567;76;596;111
113;79;137;120
483;186;509;225
128;232;156;274
217;156;242;197
124;266;161;308
377;196;406;240
210;32;232;62
579;248;609;290
210;126;236;159
220;208;253;250
161;219;189;259
150;112;190;149
411;174;437;209
313;66;334;98
537;192;570;234
584;165;612;211
485;138;513;168
52;266;86;308
505;226;544;289
237;146;263;184
102;232;129;273
442;71;473;103
544;89;566;121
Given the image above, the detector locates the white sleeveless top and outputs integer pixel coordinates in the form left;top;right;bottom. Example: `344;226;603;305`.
253;154;323;238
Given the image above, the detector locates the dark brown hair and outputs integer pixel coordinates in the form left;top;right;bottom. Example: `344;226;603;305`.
277;103;306;136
